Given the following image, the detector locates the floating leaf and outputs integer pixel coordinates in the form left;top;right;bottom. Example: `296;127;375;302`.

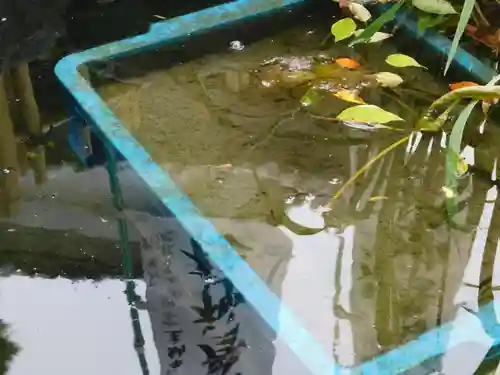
386;53;426;69
337;104;404;124
333;89;365;104
348;3;372;22
331;18;357;42
373;72;404;87
449;81;479;91
354;29;392;43
335;57;361;69
412;0;457;14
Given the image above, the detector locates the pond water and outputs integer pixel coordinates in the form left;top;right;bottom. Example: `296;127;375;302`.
2;1;500;375
89;3;500;373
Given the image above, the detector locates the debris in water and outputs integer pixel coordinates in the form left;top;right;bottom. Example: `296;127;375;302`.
216;163;233;169
204;276;216;284
229;40;245;51
329;178;342;185
368;196;388;202
441;186;456;198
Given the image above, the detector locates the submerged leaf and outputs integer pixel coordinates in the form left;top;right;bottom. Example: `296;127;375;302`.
335;57;361;69
331;18;357;42
333;89;365;104
386;53;426;69
412;0;457;14
348;3;372;22
373;72;404;87
337;104;404;124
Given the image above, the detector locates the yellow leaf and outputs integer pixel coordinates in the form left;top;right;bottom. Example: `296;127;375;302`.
333;89;365;104
456;156;469;177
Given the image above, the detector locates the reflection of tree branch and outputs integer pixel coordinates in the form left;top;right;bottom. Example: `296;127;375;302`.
0;321;18;375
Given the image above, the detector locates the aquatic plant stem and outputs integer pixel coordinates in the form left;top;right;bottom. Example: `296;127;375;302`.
326;134;410;208
428;85;500;114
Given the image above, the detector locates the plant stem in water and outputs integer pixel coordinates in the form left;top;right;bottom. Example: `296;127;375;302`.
326;134;410;208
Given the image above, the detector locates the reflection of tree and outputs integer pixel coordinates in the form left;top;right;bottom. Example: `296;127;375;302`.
0;321;18;375
340;130;491;367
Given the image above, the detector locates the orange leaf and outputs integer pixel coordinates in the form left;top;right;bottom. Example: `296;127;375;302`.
335;58;361;69
449;81;479;91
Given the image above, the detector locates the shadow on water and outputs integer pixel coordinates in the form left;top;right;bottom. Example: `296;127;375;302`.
0;1;296;374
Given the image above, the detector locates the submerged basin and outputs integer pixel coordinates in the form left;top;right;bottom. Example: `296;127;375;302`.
56;0;500;374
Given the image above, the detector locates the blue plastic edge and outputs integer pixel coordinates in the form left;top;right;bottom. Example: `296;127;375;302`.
54;0;500;374
55;1;341;375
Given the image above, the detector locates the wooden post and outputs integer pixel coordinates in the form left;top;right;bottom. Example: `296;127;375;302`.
9;62;47;185
0;72;21;217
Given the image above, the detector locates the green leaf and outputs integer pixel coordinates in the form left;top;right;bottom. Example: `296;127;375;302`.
331;18;357;42
337;104;404;124
412;0;457;14
350;1;405;46
444;0;476;75
386;53;427;69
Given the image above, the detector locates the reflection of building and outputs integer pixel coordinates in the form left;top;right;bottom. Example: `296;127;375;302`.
0;65;47;217
125;211;285;375
0;163;144;278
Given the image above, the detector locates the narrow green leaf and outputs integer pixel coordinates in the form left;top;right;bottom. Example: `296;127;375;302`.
331;18;357;42
386;53;427;69
349;1;405;46
412;0;457;14
337;104;404;124
444;0;476;75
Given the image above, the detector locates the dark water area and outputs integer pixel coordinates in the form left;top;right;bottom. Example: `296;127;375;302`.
0;1;300;375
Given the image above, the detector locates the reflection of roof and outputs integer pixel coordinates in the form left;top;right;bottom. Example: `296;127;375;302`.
0;0;69;64
0;221;142;279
